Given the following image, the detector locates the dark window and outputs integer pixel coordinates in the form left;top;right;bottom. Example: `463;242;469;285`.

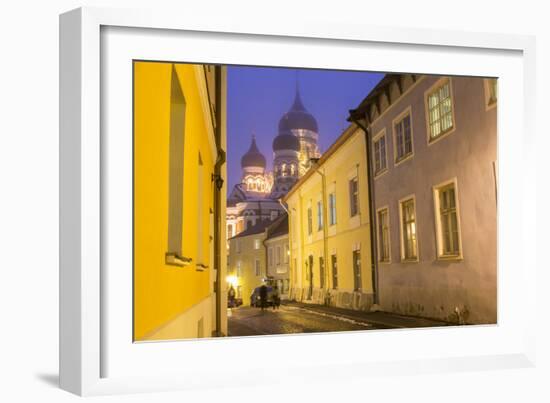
331;254;338;289
319;257;325;289
349;178;359;217
353;250;361;291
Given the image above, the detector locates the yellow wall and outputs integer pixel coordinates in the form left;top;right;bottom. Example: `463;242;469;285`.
286;127;374;304
228;234;266;306
134;62;215;340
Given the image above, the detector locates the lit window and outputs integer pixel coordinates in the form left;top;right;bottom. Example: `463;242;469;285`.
349;178;359;217
254;238;261;250
317;201;323;231
377;208;390;262
394;113;413;162
400;198;418;261
434;182;462;258
329;193;337;226
427;80;454;140
284;244;289;263
373;133;387;175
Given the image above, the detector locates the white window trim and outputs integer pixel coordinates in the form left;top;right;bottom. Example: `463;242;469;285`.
432;177;464;261
424;77;457;146
392;105;414;166
398;194;420;263
376;205;392;264
372;128;388;178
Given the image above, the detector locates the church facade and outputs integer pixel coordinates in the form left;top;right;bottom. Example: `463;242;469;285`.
226;87;321;240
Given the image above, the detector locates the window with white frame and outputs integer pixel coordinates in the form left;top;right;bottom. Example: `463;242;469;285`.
434;181;462;258
377;208;390;262
394;112;413;162
317;200;323;231
400;197;418;261
329;193;337;225
352;249;361;291
427;79;454;140
349;177;359;217
254;238;261;250
373;133;387;175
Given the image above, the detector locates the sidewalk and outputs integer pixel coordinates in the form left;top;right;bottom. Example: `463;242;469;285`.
283;300;452;329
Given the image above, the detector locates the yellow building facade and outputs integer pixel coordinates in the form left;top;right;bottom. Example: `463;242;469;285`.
227;221;271;306
133;61;227;341
284;125;376;311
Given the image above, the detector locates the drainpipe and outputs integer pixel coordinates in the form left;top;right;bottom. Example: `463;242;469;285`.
213;65;225;336
348;116;379;306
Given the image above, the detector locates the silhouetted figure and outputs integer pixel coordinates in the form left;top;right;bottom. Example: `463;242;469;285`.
228;285;236;308
259;284;268;311
272;284;281;310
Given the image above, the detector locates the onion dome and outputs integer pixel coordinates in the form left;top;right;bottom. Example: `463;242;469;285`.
278;88;318;133
273;132;300;152
241;135;266;168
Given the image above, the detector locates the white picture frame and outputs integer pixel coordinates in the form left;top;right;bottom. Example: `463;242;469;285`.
60;6;537;396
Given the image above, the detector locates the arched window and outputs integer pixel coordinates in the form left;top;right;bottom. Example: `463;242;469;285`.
281;163;287;177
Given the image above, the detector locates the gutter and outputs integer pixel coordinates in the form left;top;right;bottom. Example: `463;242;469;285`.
348;112;379;307
213;65;226;336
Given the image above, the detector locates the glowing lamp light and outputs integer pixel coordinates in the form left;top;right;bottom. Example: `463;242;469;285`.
226;275;238;288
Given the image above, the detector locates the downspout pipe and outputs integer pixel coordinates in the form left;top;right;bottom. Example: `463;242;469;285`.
348;114;379;307
213;65;225;336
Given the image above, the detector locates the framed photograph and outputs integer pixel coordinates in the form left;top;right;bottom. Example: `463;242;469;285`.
60;6;536;396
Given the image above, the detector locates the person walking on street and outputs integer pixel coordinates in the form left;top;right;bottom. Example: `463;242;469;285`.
228;285;236;308
272;284;280;310
259;284;268;311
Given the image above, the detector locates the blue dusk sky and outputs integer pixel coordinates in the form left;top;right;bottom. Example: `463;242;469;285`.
226;65;384;191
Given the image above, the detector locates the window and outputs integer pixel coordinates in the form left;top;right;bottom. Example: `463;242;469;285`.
284;244;289;263
319;257;325;289
268;247;273;267
353;250;361;291
349;177;359;217
270;210;278;220
394;112;413;162
377;208;390;262
434;182;462;258
373;133;387;175
166;66;188;266
427;80;454;140
254;238;261;250
329;193;337;225
307;206;313;235
317;200;323;231
331;254;338;289
400;197;418;261
276;246;281;265
254;259;261;277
